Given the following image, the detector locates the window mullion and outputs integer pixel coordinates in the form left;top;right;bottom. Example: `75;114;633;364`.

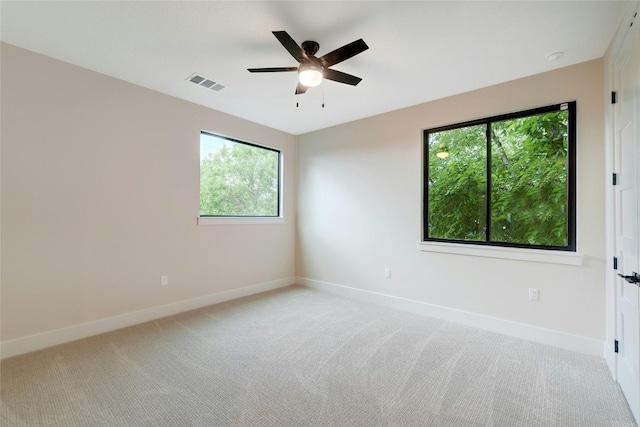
486;122;492;243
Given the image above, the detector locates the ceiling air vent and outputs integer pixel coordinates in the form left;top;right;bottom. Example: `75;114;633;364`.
187;73;226;92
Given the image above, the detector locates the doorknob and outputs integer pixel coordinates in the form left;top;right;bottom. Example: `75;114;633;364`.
618;272;640;285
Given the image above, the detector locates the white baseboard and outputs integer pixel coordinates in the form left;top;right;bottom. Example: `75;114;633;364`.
297;277;604;357
1;277;294;359
4;276;604;359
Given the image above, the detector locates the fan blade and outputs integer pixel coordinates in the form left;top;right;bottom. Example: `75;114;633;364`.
273;31;305;63
248;67;298;73
295;82;308;95
323;68;362;86
319;39;368;67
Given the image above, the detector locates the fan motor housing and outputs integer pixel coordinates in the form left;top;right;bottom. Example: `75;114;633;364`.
301;40;320;57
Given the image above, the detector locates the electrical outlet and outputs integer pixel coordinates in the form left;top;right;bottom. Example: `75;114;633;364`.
528;288;539;301
384;269;391;278
161;275;169;286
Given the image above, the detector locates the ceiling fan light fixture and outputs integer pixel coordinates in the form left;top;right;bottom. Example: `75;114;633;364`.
299;65;323;87
248;31;368;94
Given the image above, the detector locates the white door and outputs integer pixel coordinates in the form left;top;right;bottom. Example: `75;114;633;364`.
615;8;640;422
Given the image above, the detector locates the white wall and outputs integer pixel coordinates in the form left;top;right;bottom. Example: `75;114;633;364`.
1;43;296;345
296;59;606;342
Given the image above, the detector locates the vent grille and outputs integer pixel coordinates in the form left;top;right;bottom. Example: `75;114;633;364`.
187;73;226;92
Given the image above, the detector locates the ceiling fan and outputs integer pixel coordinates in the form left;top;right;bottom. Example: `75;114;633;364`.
248;31;369;94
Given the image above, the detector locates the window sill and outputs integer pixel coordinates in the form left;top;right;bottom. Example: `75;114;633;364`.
417;241;583;266
198;216;284;225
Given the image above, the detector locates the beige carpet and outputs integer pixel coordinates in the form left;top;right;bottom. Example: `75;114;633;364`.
0;285;636;426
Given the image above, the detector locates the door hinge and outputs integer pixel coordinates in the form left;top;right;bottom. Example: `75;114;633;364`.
614;257;618;270
612;91;618;104
613;173;618;185
615;339;619;353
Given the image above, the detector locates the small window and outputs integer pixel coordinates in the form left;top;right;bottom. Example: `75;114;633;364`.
423;102;576;251
200;132;281;217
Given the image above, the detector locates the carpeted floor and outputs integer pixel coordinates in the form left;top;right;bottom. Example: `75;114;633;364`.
0;285;636;426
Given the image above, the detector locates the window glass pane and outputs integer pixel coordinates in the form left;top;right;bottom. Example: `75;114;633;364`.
424;102;575;251
428;125;487;241
200;133;280;217
489;111;568;246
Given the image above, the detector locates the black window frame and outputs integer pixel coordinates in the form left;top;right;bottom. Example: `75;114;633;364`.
199;131;282;218
422;101;577;251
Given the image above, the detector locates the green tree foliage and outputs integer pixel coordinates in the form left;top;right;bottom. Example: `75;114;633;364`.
427;110;569;247
200;142;279;216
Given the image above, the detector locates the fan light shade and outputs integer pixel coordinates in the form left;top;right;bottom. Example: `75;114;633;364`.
299;65;323;87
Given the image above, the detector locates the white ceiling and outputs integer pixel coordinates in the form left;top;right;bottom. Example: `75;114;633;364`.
0;1;628;135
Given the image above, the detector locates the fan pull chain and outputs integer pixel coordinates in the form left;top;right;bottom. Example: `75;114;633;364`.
322;85;325;108
296;94;299;108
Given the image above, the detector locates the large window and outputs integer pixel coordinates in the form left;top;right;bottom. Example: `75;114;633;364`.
423;102;576;251
200;132;280;217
